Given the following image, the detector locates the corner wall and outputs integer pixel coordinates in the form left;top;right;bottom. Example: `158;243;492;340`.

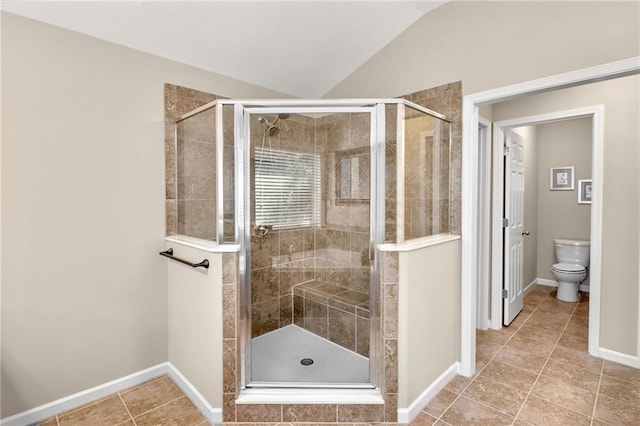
167;245;223;409
1;12;283;417
398;239;461;408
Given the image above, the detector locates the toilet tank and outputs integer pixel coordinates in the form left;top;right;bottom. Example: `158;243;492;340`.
554;239;590;266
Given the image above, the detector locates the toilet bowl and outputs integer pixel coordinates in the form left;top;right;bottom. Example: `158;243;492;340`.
551;263;586;302
551;239;590;302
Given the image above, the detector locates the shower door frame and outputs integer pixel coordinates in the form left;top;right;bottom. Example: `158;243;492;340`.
235;103;386;390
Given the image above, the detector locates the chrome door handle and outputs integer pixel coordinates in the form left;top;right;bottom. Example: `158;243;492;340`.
522;231;530;236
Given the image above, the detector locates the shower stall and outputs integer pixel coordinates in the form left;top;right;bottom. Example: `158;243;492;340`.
171;98;451;393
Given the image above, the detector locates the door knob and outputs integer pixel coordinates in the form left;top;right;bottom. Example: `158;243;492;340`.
522;231;530;236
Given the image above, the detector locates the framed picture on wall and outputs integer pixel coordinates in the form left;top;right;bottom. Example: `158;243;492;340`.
578;179;593;204
550;166;575;190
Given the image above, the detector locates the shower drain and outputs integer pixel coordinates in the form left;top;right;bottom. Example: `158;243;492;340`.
300;358;314;366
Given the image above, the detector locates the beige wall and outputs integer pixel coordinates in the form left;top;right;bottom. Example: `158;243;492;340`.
1;12;282;417
327;1;640;98
515;120;592;288
167;245;223;408
535;118;592;281
326;0;639;360
513;126;539;290
397;239;461;407
492;76;639;356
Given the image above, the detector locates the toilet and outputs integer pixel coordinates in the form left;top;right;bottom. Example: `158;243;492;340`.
551;239;590;302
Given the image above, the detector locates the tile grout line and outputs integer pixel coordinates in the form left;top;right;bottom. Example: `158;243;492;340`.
485;296;549;426
117;392;137;426
455;393;519;421
432;298;540;425
127;394;187;421
589;359;606;426
511;295;582;424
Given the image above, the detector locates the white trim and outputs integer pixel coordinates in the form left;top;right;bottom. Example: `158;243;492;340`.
377;234;460;252
523;278;541;294
236;388;384;405
397;362;460;424
0;363;223;426
165;235;240;253
0;364;167;426
536;278;558;287
460;56;640;377
476;117;492;331
588;106;604;358
167;363;222;424
489;122;504;330
598;348;640;369
459;97;477;376
465;57;640;105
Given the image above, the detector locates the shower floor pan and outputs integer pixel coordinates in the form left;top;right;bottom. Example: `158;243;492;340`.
250;324;369;385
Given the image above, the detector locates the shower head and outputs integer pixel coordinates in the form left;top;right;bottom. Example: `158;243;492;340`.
258;114;287;136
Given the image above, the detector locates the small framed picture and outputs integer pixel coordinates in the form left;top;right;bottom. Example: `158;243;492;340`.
550;166;575;190
578;179;592;204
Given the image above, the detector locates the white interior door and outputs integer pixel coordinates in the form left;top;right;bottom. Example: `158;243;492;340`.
503;129;524;325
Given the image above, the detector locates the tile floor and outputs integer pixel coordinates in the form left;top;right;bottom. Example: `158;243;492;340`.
415;285;640;426
38;376;208;426
39;285;640;426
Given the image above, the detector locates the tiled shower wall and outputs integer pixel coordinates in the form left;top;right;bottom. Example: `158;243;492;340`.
403;114;451;239
292;113;372;357
249;114;317;338
404;81;462;235
250;113;371;357
164;84;217;239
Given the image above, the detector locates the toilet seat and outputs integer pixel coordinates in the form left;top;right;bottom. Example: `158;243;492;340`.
552;263;586;274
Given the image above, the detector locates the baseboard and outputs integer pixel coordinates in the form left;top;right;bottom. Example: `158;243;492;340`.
535;278;557;287
597;347;640;369
0;363;168;426
397;362;460;424
167;362;222;424
0;363;223;426
523;278;540;294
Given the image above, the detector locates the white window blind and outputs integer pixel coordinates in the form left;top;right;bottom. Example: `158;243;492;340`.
255;147;321;229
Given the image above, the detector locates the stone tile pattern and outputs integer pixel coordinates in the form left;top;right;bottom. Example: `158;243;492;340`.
402;110;451;239
39;376;207;426
222;247;399;423
403;81;462;236
293;279;370;357
165;83;218;240
418;285;640;426
250;113;371;353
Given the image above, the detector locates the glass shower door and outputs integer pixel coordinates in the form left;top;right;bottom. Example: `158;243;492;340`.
240;106;379;388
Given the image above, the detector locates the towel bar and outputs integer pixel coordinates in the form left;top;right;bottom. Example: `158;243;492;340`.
159;248;209;269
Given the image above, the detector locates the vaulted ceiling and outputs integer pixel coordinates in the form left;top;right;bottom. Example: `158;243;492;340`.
1;1;447;98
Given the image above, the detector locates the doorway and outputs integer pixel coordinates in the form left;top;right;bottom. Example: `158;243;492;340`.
459;57;640;376
491;112;600;332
